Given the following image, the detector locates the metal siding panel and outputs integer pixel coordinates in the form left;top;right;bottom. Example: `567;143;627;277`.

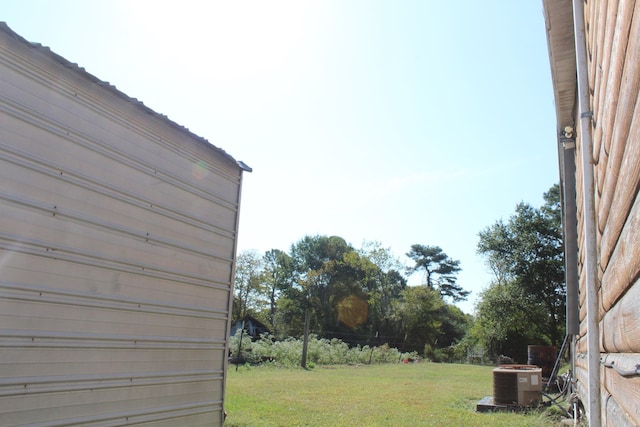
0;25;240;426
0;252;232;313
1;202;233;283
0;121;238;253
0;299;229;340
1;347;225;377
0;42;241;199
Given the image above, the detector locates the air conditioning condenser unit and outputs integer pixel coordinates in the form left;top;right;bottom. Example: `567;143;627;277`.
493;365;542;406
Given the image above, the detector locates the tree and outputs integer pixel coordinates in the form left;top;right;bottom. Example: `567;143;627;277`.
406;245;469;302
471;281;545;362
359;240;403;273
232;250;266;322
435;304;471;349
476;184;565;349
281;235;391;343
262;249;293;330
283;235;358;337
358;241;407;344
235;236;473;359
397;286;444;352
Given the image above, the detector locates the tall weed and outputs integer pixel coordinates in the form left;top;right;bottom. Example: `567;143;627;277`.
229;331;418;367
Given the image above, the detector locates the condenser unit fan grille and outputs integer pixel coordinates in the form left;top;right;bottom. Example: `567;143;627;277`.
493;370;518;404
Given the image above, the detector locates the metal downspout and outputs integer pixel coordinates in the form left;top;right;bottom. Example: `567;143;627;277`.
563;141;579;336
572;1;601;425
562;139;579;388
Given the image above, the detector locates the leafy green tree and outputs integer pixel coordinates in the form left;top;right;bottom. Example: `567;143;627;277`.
262;249;293;330
385;285;470;355
232;250;266;322
241;236;473;359
476;184;565;350
359;240;403;273
391;286;444;353
471;282;543;362
290;235;352;273
358;241;407;344
272;293;306;338
435;304;471;348
284;236;358;337
406;245;469;302
330;250;384;343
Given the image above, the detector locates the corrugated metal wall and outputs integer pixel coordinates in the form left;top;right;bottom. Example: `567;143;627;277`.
0;24;242;426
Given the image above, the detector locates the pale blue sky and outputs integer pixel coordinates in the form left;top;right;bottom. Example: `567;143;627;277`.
3;1;559;313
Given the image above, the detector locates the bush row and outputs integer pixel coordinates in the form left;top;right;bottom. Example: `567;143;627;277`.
229;332;419;367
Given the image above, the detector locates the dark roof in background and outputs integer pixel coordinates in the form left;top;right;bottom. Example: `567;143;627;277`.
0;22;251;173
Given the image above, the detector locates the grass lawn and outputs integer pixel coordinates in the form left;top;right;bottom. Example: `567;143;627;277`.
224;363;567;426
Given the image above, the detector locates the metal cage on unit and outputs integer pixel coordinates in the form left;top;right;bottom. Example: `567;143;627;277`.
493;365;543;407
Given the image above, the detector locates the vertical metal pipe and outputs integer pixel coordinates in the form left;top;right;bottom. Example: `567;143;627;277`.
571;336;576;394
301;308;311;368
563;143;580;335
572;0;601;425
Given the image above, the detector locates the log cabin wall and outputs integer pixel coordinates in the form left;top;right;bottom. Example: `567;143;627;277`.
575;0;640;425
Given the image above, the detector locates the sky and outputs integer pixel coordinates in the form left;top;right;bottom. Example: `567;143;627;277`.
3;1;560;313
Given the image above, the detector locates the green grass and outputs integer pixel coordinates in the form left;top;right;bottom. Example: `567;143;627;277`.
224;363;566;426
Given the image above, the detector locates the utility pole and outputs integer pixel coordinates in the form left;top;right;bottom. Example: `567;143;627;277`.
301;309;311;368
368;331;379;364
235;320;245;372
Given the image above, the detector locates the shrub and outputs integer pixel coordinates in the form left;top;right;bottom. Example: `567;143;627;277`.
228;331;417;367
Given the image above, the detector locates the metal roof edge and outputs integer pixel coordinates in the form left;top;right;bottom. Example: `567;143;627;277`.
236;161;253;173
541;0;578;133
0;22;247;172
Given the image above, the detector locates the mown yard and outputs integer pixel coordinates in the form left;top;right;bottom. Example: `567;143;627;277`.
224;363;568;426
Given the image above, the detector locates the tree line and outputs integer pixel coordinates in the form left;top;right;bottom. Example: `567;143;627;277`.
233;184;565;363
233;239;470;356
